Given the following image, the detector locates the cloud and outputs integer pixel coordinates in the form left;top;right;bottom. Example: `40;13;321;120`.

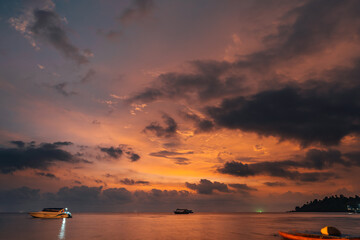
29;9;89;64
263;182;287;187
303;149;348;170
100;146;123;159
96;29;122;41
218;161;335;182
0;141;89;174
124;150;140;162
119;0;154;24
55;185;102;202
228;183;257;192
53;141;73;146
185;179;230;195
171;157;190;165
127;60;241;104
180;111;215;133
259;0;360;63
217;148;358;182
36;172;58;179
133;188;190;202
127;0;360;106
53;82;77;96
149;150;193;157
207;83;360;147
0;187;40;204
80;68;96;83
102;188;132;203
10;141;25;148
0;185;193;212
9;1;90;64
119;178;150;185
149;150;193;165
143;114;178;138
100;145;141;161
125;0;360;147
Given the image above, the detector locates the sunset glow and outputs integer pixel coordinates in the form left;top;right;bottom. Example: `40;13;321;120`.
1;0;360;212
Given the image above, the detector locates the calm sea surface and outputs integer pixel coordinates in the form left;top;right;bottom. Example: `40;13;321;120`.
0;212;359;240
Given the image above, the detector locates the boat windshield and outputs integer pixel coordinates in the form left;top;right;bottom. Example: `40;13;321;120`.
42;208;64;212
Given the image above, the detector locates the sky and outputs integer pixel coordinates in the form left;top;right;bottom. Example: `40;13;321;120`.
0;0;360;212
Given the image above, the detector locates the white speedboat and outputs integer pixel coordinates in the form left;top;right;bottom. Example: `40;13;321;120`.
29;208;72;218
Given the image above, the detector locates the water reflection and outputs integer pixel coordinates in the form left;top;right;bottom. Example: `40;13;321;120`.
58;218;66;240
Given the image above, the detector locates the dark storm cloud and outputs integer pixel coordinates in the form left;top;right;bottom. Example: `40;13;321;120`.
208;84;360;147
128;0;360;104
125;0;360;147
119;0;154;24
259;0;360;62
0;185;262;212
100;146;123;158
127;60;242;104
217;148;357;182
133;188;190;200
263;182;287;187
0;187;40;204
0;141;89;174
36;172;58;179
343;151;360;166
230;0;360;74
125;151;140;162
55;185;102;202
180;111;215;133
10;141;25;148
100;145;141;161
303;149;347;170
119;178;150;185
102;188;132;203
218;160;336;182
29;9;90;65
185;179;230;195
228;183;257;192
149;150;193;158
53;141;73;146
149;150;193;165
143;114;178;138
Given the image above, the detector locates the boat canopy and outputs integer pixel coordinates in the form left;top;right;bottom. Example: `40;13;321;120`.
42;208;65;212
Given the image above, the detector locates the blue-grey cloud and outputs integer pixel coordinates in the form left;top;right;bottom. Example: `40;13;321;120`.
185;179;230;195
119;0;154;24
100;145;141;162
119;178;149;185
29;9;90;64
218;149;360;182
0;141;89;174
143;114;178;138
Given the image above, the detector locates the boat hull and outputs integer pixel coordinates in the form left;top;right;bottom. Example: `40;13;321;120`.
279;231;360;240
29;212;71;219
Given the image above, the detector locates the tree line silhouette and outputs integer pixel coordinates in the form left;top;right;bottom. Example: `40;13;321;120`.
293;195;360;212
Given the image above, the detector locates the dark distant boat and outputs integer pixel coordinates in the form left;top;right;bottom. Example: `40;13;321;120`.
173;208;193;214
29;208;72;218
279;231;360;240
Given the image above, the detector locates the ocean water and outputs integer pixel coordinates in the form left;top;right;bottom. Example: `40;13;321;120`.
0;212;359;240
